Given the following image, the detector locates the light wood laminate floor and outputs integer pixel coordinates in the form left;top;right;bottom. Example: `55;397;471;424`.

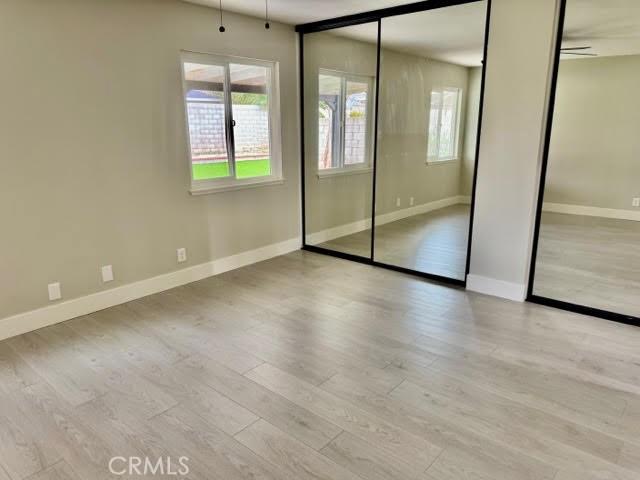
318;204;470;280
1;251;640;479
534;212;640;317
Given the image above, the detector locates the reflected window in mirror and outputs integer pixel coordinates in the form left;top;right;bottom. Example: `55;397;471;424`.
428;87;462;163
318;69;373;173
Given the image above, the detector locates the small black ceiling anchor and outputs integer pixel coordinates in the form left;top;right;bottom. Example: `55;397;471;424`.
218;0;225;32
265;0;270;29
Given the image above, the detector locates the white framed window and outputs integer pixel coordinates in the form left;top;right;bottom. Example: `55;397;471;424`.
318;69;374;175
427;87;462;163
180;51;282;194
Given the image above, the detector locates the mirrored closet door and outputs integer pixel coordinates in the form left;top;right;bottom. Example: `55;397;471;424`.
529;0;640;323
299;0;490;285
374;1;488;281
302;22;378;259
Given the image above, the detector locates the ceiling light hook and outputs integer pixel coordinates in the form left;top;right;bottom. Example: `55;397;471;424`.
218;0;226;32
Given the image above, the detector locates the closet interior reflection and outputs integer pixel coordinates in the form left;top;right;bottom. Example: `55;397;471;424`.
301;0;488;283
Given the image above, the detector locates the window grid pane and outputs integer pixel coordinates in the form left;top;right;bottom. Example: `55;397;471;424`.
428;90;442;159
344;80;369;166
318;72;372;171
318;74;342;170
230;63;272;179
439;90;459;158
428;88;460;161
184;63;230;180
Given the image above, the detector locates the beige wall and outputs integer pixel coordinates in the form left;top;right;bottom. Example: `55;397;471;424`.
460;67;482;197
468;0;559;297
376;52;470;214
544;55;640;210
0;0;571;313
0;0;300;319
303;31;474;236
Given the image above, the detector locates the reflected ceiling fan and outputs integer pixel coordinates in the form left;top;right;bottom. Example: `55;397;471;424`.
560;46;598;56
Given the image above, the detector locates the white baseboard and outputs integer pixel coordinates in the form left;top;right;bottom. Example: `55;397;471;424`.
466;274;527;302
306;195;468;244
543;202;640;222
0;237;302;341
375;195;466;226
305;219;372;245
458;195;472;205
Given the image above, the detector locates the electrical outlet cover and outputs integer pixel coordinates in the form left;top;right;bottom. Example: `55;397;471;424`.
101;265;114;283
633;197;640;207
48;282;62;301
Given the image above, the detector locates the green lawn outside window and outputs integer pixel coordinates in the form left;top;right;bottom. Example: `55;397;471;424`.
192;158;271;180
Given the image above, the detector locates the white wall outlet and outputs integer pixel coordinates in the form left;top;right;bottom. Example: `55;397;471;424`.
177;248;187;263
48;282;62;301
396;197;401;207
633;197;640;207
409;197;415;206
101;265;114;283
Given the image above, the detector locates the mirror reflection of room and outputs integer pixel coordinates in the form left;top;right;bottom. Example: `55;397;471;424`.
532;0;640;316
303;2;487;281
374;2;487;280
303;23;377;259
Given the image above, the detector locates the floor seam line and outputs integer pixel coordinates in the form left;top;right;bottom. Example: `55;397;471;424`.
316;371;339;389
423;444;446;474
317;428;345;452
146;400;181;422
232;417;262;438
386;378;406;396
240;360;266;376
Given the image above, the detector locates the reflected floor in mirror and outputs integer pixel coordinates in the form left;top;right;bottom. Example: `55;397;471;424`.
535;212;640;317
318;204;470;279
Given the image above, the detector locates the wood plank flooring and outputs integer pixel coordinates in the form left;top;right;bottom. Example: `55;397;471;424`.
317;207;640;317
1;250;639;479
534;212;640;317
316;204;470;280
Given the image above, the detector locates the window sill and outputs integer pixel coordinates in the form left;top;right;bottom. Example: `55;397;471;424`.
317;167;373;179
190;177;284;195
426;157;459;166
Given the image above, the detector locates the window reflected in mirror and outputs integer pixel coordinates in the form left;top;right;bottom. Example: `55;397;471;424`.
303;23;377;259
373;1;487;280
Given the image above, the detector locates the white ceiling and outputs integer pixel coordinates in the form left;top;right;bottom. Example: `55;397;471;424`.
562;0;640;59
184;0;413;25
331;2;487;67
184;0;487;66
184;0;640;65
